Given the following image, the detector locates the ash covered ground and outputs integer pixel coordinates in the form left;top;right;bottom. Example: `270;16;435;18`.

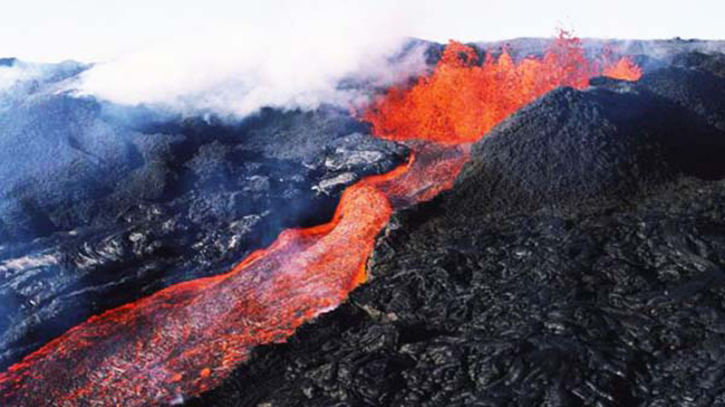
190;45;725;406
1;38;725;406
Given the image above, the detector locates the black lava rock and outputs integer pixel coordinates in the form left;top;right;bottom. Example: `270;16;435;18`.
447;79;725;219
193;176;725;407
673;51;725;77
637;66;725;132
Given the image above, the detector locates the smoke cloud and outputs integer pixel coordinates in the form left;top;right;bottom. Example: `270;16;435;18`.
74;4;428;117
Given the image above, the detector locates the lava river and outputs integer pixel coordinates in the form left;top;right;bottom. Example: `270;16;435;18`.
0;34;641;406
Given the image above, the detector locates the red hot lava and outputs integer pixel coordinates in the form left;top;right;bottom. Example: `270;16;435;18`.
0;34;641;406
364;34;642;143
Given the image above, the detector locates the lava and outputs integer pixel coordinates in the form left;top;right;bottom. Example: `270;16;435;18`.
363;33;642;144
602;56;643;81
0;144;468;407
0;34;641;406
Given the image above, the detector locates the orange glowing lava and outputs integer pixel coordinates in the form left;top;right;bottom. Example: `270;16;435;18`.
602;56;643;81
363;33;642;144
0;34;641;406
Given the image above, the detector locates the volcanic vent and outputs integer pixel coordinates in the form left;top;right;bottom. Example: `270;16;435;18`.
1;33;724;407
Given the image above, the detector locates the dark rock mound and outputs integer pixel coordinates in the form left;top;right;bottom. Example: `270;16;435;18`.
447;82;725;218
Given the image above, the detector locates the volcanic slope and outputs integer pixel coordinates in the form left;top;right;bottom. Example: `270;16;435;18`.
0;89;407;371
191;53;725;406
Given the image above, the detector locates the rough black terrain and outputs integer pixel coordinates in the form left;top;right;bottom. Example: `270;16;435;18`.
0;66;407;369
448;78;725;219
192;52;725;406
673;51;725;77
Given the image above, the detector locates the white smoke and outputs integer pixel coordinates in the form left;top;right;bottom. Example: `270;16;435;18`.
74;4;428;117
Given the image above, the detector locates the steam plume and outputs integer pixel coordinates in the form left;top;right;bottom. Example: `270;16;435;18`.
75;6;427;117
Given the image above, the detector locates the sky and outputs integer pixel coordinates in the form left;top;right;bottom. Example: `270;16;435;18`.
0;0;723;63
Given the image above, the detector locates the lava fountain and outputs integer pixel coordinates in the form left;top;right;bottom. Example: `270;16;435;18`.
364;34;641;143
0;33;640;406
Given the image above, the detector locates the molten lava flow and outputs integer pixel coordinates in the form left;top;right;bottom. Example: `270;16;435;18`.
0;34;641;406
602;56;643;81
0;143;468;407
363;32;643;144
